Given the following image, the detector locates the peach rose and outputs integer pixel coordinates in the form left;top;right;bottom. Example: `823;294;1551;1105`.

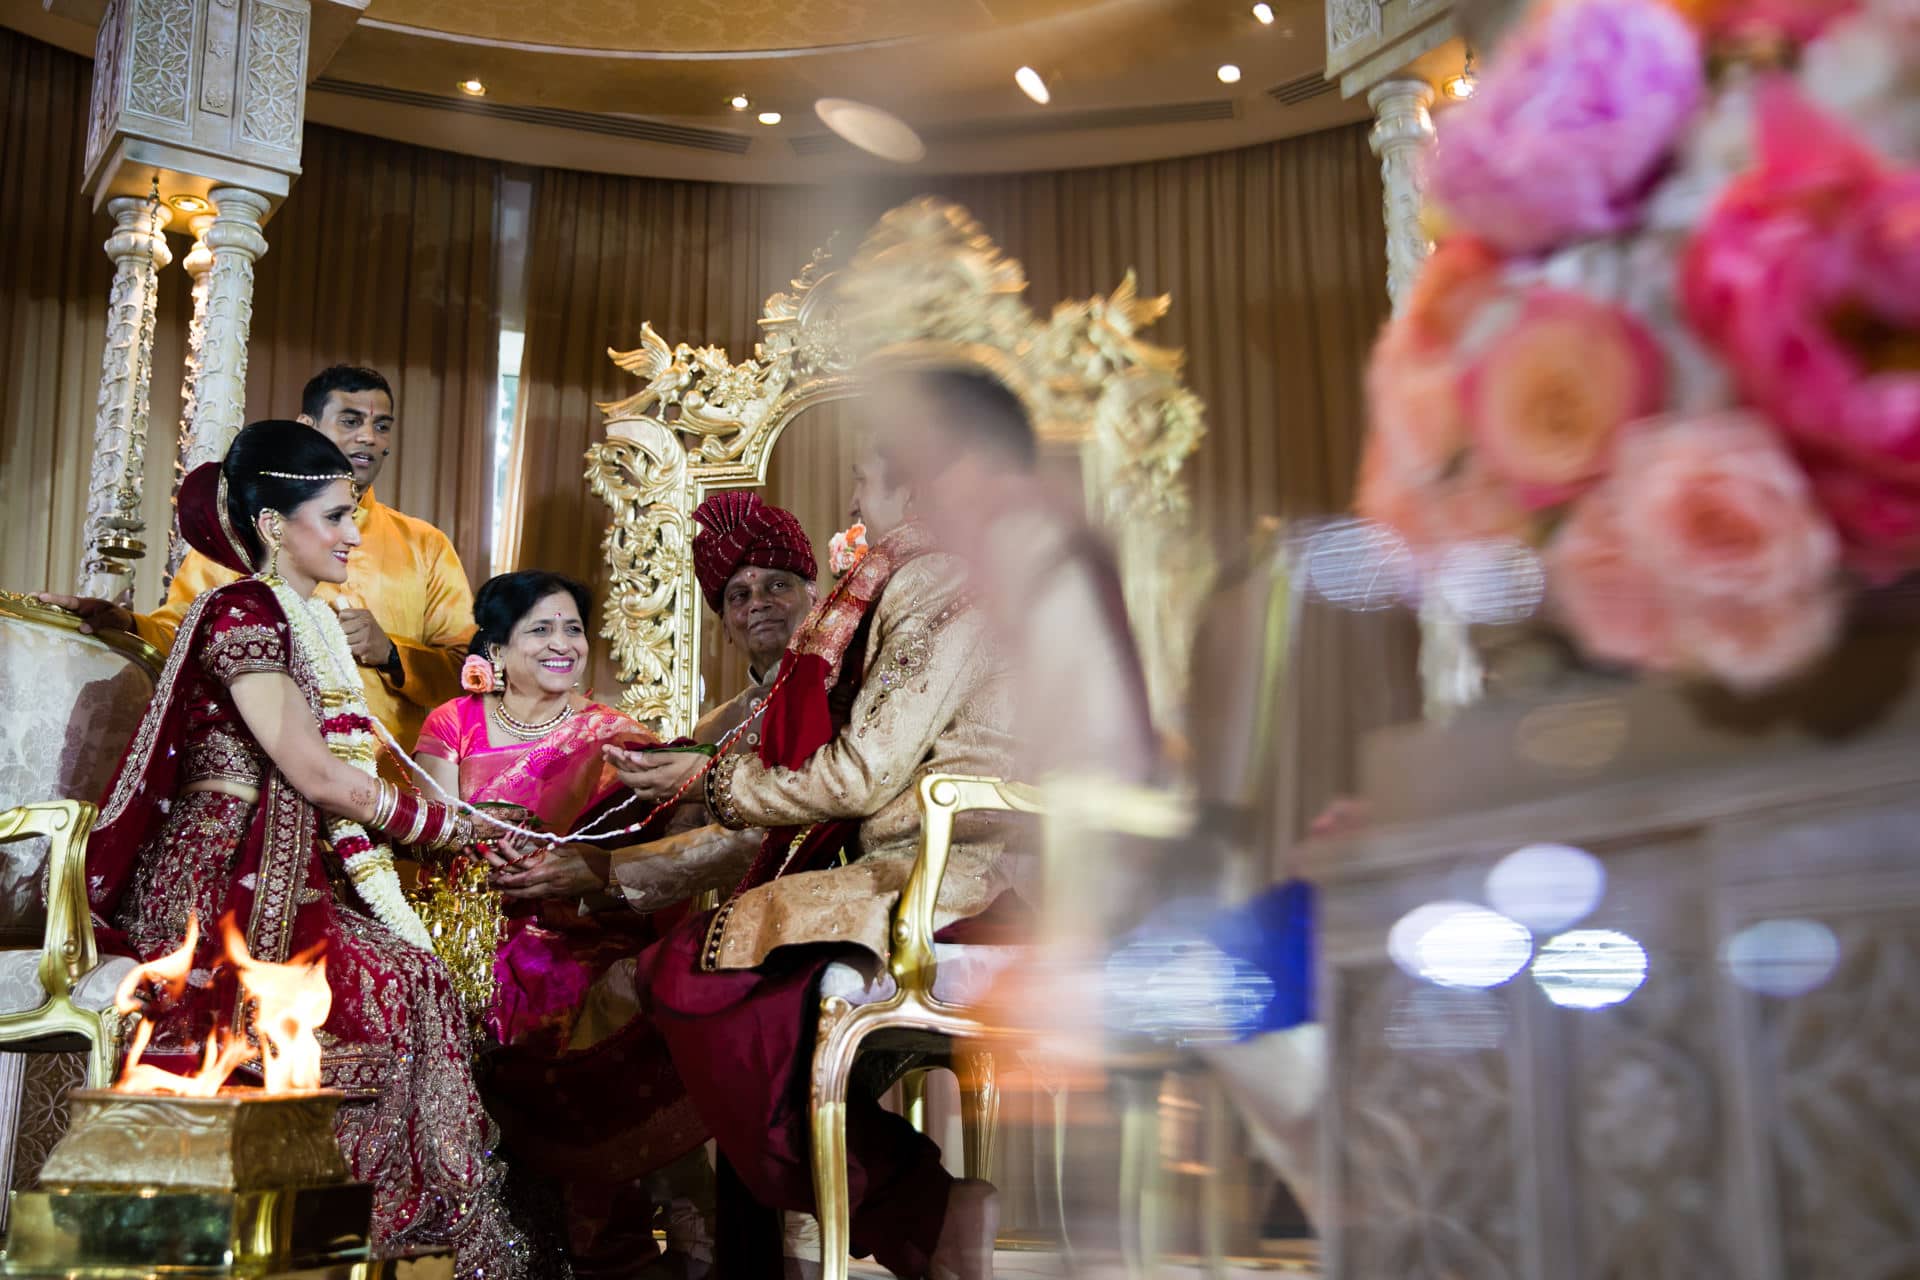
460;653;495;694
1400;237;1506;352
1465;291;1667;508
1545;488;1680;670
1366;328;1472;485
1614;411;1838;603
1674;589;1845;691
1356;430;1532;552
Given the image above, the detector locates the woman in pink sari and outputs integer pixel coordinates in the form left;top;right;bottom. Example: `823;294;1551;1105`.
414;571;657;1051
415;572;708;1278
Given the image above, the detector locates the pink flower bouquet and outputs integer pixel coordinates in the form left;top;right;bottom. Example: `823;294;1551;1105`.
1360;0;1920;691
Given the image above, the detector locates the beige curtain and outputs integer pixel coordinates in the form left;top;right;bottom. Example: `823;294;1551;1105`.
243;125;501;580
0;30;501;605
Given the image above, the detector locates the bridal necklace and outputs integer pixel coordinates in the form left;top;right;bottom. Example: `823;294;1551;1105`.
492;694;573;741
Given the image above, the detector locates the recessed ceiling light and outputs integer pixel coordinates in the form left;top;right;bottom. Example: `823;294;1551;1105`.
1014;66;1050;105
729;94;751;111
458;78;486;96
757;110;783;125
168;194;209;214
1252;2;1275;22
1217;64;1242;84
815;98;926;163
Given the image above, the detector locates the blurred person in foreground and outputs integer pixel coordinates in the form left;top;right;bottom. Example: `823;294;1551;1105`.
39;365;476;754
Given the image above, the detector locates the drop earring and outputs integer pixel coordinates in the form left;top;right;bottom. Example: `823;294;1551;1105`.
257;523;284;586
491;651;507;692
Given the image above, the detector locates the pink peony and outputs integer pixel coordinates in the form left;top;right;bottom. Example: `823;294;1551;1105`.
1805;462;1920;580
1684;85;1920;498
1427;0;1705;255
1843;175;1920;328
1464;290;1667;507
1546;489;1680;670
1614;411;1838;603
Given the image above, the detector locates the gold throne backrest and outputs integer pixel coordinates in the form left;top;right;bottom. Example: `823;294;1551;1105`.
0;594;159;945
589;198;1211;738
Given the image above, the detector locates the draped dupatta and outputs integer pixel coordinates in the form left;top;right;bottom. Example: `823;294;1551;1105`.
728;521;936;895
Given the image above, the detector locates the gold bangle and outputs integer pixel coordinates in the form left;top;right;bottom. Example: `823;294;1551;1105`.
346;853;395;886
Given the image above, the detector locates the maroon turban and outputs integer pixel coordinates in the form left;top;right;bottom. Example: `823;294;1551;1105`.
692;491;816;612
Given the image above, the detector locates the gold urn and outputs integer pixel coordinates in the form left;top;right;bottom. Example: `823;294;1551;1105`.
2;1088;375;1278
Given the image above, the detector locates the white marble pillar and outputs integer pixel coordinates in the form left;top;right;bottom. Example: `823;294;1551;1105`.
184;187;270;473
1368;77;1483;717
1367;79;1437;310
163;214;216;590
78;196;172;602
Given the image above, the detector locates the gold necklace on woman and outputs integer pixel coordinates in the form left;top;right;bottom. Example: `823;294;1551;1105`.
492;694;574;741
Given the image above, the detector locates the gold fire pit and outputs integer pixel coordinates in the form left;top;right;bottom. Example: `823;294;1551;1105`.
2;1088;375;1278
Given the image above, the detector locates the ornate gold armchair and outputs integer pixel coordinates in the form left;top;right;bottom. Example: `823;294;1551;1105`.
0;802;120;1089
0;592;159;1213
808;774;1042;1280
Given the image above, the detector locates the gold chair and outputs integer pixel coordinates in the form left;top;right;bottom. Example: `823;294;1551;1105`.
0;802;120;1090
0;591;160;1213
807;774;1043;1280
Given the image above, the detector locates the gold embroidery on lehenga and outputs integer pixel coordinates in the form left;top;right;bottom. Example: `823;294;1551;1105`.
200;621;289;683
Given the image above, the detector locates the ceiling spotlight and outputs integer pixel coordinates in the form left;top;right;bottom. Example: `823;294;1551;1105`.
757;110;783;125
1216;63;1242;84
1014;66;1050;105
167;194;209;214
458;78;486;97
1442;49;1478;100
1252;2;1275;22
729;94;751;111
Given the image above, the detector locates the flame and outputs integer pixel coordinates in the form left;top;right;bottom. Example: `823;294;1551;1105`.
110;913;331;1096
112;914;249;1096
221;917;330;1093
112;913;197;1015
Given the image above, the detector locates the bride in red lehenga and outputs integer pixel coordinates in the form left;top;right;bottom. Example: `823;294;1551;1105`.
84;421;530;1278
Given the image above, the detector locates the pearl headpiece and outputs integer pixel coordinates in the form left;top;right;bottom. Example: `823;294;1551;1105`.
259;469;354;482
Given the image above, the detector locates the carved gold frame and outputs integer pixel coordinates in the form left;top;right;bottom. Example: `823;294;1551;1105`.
587;198;1209;737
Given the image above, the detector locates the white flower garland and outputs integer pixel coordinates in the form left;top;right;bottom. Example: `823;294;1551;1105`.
266;579;434;951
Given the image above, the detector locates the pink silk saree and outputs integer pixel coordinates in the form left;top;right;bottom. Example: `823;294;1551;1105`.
414;694;657;1047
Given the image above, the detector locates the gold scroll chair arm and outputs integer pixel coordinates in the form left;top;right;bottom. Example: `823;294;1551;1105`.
808;774;1041;1280
0;802;120;1089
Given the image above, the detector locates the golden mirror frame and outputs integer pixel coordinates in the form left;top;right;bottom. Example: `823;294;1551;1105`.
587;197;1210;738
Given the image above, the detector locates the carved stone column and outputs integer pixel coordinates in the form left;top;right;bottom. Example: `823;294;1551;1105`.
78;197;172;602
163;214;216;590
1367;79;1437;310
185;188;270;474
1369;78;1480;716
